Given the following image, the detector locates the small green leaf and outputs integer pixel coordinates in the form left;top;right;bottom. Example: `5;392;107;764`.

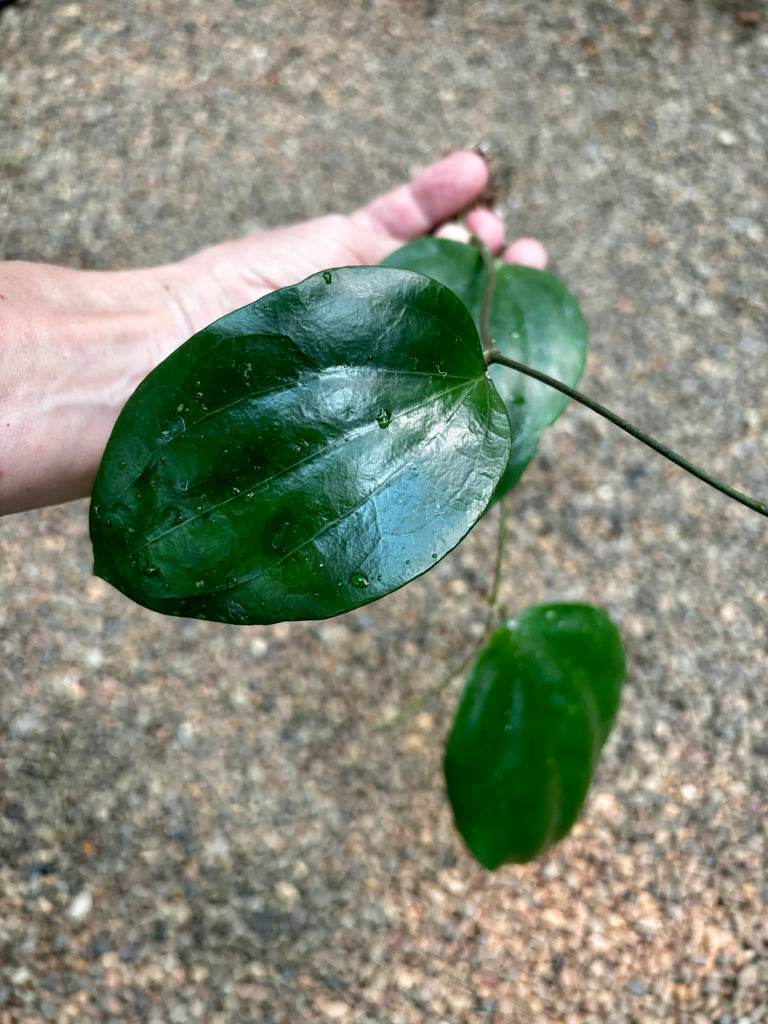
382;238;587;497
444;603;625;869
90;266;511;624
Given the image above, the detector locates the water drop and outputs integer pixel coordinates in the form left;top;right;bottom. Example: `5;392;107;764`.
194;505;203;514
405;559;411;565
545;609;557;622
226;576;238;588
432;553;437;558
142;563;161;579
375;408;391;429
244;491;255;503
118;460;127;470
322;271;332;284
195;579;205;589
232;485;241;496
350;572;369;589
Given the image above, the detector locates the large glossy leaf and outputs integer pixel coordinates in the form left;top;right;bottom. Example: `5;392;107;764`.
90;266;511;624
444;603;625;869
382;238;587;497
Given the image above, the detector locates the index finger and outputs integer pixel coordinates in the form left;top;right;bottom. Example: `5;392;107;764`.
350;151;489;241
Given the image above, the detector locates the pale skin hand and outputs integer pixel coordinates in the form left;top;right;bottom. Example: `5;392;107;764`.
0;151;546;516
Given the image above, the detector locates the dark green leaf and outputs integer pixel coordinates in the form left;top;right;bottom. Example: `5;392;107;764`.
382;238;587;497
90;266;511;624
382;237;487;321
444;603;625;869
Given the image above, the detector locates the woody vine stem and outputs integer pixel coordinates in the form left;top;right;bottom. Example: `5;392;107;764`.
472;238;767;519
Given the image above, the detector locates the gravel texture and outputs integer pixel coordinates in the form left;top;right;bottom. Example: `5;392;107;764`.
1;1;767;1022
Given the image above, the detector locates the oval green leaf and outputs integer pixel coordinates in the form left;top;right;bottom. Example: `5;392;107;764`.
90;266;511;624
444;603;625;869
382;238;587;497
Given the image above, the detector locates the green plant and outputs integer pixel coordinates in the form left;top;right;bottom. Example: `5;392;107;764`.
89;237;765;869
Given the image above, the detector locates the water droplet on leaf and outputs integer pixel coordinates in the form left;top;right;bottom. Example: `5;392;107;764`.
322;271;332;284
375;408;391;429
350;572;369;589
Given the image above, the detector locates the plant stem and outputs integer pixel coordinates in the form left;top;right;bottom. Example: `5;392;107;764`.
471;235;496;353
488;496;508;611
486;348;768;519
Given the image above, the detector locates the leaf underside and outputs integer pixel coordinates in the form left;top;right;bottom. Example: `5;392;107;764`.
444;603;625;869
90;266;511;624
382;238;588;498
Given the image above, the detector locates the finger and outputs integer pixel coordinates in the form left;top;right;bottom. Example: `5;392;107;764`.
350;151;489;240
464;207;506;254
502;238;548;270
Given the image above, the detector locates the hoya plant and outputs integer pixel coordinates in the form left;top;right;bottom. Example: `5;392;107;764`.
89;238;764;870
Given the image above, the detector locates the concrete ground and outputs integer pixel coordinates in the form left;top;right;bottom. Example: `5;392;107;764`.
1;1;766;1021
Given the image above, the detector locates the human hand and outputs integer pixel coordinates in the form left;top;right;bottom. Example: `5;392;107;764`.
0;150;547;514
166;150;547;340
